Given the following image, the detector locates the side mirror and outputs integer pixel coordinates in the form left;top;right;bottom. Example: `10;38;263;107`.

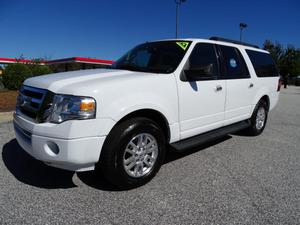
184;64;215;81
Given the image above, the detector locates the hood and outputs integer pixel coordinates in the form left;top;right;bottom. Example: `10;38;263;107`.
24;69;136;93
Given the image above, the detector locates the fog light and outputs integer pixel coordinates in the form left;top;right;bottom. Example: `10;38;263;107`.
45;141;60;156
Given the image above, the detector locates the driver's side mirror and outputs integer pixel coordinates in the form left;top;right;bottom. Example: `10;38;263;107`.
183;64;215;81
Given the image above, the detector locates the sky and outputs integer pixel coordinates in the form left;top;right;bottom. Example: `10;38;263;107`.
0;0;299;61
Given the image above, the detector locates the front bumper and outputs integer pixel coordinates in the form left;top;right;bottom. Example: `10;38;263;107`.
13;113;107;172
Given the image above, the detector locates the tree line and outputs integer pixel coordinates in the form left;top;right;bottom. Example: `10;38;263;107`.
263;40;300;79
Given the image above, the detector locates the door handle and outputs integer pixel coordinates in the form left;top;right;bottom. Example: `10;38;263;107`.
249;83;254;88
215;85;223;91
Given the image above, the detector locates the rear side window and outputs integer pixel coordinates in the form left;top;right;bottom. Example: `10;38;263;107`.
246;50;279;77
219;45;250;79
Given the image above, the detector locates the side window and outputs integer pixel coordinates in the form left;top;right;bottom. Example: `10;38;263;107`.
185;43;219;79
246;50;279;77
219;45;250;79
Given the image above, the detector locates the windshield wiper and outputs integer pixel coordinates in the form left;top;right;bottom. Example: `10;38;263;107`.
116;63;147;72
115;63;170;74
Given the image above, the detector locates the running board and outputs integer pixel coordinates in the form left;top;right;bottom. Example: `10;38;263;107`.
171;120;250;152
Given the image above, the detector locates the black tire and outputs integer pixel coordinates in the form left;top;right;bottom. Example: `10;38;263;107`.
245;100;268;136
98;117;166;188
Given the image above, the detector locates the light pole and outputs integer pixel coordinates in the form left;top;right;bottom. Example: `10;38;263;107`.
239;23;247;41
175;0;187;39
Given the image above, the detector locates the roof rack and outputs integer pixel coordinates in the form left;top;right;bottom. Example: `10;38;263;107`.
209;36;260;49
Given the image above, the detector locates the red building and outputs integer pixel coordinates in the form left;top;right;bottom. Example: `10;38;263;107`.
0;56;114;74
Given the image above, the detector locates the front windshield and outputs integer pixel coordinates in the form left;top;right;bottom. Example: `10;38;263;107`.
112;41;191;74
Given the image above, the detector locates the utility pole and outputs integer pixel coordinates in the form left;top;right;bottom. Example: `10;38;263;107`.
175;0;187;39
239;23;248;41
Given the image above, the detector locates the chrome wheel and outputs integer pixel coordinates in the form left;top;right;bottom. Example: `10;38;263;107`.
123;133;158;178
256;107;266;130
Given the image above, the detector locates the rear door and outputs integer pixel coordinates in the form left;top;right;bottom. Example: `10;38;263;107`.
177;43;226;139
217;45;255;125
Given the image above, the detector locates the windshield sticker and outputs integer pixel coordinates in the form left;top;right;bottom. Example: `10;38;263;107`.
176;42;189;51
229;58;237;68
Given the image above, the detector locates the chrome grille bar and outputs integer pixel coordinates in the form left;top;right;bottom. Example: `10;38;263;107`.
16;85;48;121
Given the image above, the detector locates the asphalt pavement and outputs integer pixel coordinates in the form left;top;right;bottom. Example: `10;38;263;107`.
0;86;299;225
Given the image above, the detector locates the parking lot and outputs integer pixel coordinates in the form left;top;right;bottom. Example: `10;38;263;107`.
0;86;299;225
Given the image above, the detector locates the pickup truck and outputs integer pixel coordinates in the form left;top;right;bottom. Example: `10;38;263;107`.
14;37;280;187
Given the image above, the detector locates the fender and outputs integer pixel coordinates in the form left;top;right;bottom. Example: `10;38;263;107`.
99;92;180;142
250;86;269;115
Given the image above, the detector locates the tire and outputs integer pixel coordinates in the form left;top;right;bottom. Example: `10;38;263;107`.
245;100;268;136
99;117;166;188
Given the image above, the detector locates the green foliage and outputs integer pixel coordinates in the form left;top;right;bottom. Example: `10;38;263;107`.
28;58;52;76
263;40;300;78
3;61;52;90
3;64;32;90
29;64;52;76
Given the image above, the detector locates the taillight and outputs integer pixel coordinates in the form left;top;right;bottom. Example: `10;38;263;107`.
277;78;282;92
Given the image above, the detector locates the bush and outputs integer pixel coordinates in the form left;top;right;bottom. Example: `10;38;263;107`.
3;64;32;90
3;63;52;90
30;64;52;76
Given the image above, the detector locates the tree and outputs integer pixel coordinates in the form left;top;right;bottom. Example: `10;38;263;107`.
263;40;284;64
27;58;52;76
2;63;32;90
263;40;300;77
3;58;53;90
280;45;300;76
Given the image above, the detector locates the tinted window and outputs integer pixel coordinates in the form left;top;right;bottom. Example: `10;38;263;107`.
246;50;279;77
219;45;250;79
187;43;219;78
112;41;191;74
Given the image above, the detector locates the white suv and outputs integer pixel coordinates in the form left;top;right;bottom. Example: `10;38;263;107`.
14;37;280;187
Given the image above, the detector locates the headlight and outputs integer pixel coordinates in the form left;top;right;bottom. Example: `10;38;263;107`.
49;94;96;123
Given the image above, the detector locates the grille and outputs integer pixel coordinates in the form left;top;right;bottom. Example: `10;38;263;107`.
16;85;53;123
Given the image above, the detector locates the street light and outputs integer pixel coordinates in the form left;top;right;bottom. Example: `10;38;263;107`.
239;23;248;41
175;0;187;39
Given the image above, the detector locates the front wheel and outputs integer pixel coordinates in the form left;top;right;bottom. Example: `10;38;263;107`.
99;117;166;188
245;100;268;136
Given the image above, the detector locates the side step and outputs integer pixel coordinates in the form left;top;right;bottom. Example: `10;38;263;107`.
171;120;250;152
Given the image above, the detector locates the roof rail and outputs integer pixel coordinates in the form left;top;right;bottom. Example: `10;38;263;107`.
209;36;260;49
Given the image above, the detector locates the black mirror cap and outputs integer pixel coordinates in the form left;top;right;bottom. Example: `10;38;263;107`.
182;69;216;81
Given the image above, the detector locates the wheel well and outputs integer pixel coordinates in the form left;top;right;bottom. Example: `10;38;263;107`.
260;95;270;111
117;109;170;142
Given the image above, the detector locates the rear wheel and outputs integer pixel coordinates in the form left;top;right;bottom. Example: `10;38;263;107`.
99;117;166;188
245;100;268;136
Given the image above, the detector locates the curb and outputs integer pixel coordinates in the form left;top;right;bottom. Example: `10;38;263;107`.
0;111;14;123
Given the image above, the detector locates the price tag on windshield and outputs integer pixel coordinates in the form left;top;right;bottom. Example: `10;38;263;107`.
176;42;189;50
